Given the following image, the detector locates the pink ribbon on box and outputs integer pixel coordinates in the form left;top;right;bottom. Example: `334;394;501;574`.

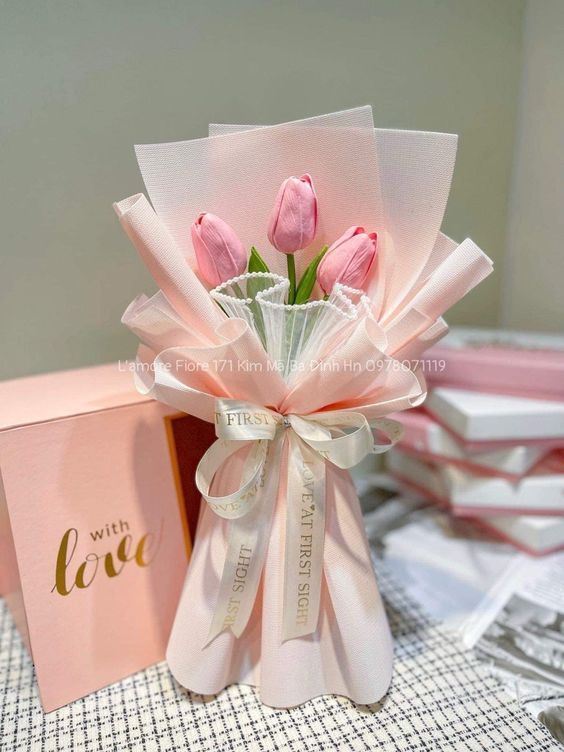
196;398;403;643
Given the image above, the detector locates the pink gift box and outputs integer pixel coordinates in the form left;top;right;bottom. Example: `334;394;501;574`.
426;327;564;401
0;363;214;711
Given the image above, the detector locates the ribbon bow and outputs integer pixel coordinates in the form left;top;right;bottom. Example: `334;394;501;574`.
196;398;403;643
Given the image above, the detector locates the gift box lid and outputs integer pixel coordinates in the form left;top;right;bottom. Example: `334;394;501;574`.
387;451;564;555
0;362;149;432
483;514;564;554
388;449;564;516
426;327;564;401
425;387;564;442
392;408;550;478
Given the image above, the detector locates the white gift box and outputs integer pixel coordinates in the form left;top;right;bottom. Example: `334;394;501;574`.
484;515;564;556
392;408;550;478
387;451;564;555
387;449;564;516
425;387;564;442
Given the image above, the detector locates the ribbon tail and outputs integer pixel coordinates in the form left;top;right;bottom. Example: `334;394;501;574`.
282;433;326;641
206;436;283;645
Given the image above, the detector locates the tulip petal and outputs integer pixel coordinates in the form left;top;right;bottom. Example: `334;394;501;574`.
192;212;247;287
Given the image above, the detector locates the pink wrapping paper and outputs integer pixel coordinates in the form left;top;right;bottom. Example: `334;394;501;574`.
114;108;493;706
168;450;393;706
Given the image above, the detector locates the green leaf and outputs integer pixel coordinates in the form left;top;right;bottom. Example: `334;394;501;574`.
294;246;329;304
246;248;269;345
248;246;270;274
247;248;268;319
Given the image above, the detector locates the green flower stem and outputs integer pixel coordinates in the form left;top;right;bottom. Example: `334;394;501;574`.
215;300;229;317
232;282;245;299
287;254;296;304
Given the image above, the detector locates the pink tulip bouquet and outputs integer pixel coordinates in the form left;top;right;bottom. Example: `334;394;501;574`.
191;173;380;383
115;108;493;708
195;174;377;303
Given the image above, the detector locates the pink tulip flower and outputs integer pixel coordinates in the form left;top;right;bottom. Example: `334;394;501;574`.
191;212;247;287
267;174;318;254
317;226;377;294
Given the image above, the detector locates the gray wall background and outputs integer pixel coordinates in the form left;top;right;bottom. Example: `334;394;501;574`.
1;0;527;379
501;0;564;333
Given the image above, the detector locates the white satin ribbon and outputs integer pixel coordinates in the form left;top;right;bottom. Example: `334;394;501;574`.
196;398;403;643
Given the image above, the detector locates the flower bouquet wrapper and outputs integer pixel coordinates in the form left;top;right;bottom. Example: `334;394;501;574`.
114;107;493;707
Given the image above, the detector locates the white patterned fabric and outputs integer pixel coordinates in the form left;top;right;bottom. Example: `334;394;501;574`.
0;560;558;752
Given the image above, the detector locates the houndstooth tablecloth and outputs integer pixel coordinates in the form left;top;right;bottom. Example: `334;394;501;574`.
0;561;559;752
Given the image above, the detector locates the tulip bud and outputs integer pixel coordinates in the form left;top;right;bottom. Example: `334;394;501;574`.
317;226;377;294
267;174;318;254
191;212;247;287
